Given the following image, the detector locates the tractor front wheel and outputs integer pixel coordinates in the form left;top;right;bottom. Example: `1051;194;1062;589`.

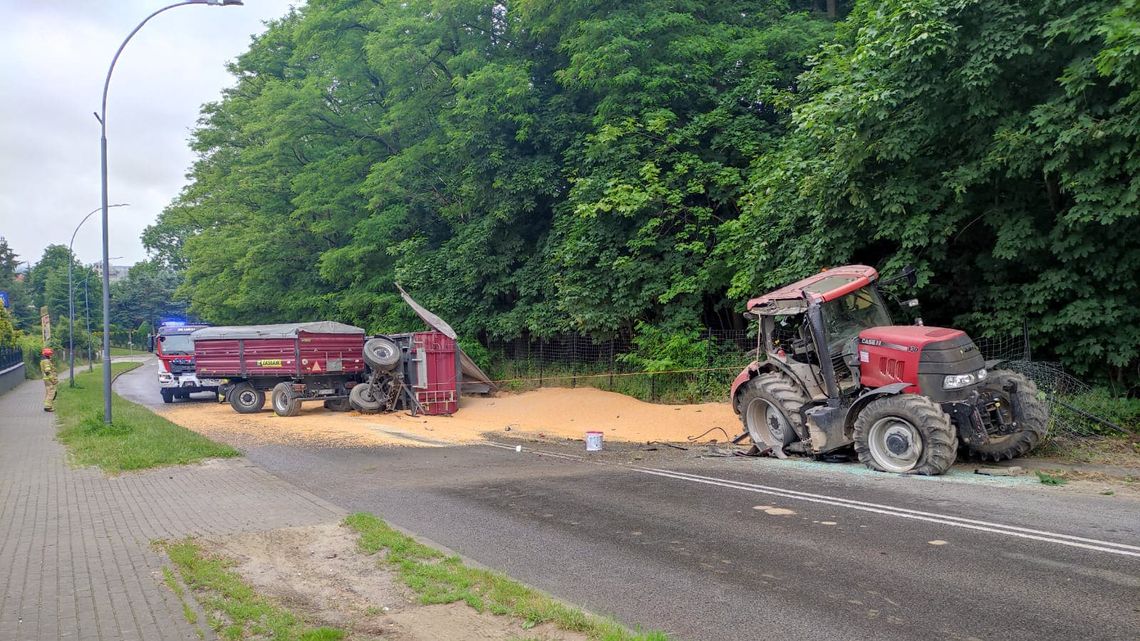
854;395;957;475
967;371;1048;462
737;373;807;452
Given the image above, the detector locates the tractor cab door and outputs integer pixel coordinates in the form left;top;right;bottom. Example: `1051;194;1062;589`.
819;286;893;388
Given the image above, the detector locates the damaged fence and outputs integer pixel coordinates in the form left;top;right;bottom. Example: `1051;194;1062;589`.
483;329;1136;440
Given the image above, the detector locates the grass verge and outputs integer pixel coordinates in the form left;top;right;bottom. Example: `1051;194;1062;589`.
1035;471;1068;486
54;362;238;472
161;539;344;641
344;513;669;641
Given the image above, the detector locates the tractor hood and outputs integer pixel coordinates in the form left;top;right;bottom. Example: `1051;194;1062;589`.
857;326;985;401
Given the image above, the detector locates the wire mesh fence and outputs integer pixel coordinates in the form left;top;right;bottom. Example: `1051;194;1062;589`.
484;329;756;404
482;327;1135;440
998;360;1136;441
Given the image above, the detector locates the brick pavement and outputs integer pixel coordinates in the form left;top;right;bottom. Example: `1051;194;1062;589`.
0;380;346;641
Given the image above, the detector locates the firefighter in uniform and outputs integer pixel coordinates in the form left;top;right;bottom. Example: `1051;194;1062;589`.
40;348;58;412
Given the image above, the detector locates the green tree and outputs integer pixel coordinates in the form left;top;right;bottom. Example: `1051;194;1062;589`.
725;0;1140;378
110;261;186;330
0;305;17;348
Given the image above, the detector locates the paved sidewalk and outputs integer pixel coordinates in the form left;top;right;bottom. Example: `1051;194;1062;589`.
0;381;346;641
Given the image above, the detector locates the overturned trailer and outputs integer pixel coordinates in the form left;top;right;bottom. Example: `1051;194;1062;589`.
192;287;495;418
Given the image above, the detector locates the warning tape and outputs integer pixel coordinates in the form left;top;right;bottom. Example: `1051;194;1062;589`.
484;366;741;386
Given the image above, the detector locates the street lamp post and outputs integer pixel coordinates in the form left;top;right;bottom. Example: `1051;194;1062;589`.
69;204;128;387
76;257;122;376
83;273;93;372
96;0;243;424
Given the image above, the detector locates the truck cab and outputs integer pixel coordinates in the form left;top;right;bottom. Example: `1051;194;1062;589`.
155;323;220;403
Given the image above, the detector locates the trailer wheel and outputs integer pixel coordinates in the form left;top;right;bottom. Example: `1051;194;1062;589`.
323;398;352;412
228;383;265;414
364;337;401;371
161;389;174;404
271;383;301;417
349;383;383;413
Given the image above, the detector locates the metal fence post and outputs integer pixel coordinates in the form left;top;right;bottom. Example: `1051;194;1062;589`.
538;340;544;388
571;334;577;388
608;340;614;389
1022;318;1032;361
703;328;713;396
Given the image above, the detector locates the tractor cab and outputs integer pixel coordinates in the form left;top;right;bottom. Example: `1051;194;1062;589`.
731;265;1047;475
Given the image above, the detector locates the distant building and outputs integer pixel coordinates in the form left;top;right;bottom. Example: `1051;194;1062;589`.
90;263;131;283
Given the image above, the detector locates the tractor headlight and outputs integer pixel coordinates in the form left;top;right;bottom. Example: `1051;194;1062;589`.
943;368;986;390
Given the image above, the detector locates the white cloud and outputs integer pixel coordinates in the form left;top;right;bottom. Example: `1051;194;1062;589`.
0;0;295;267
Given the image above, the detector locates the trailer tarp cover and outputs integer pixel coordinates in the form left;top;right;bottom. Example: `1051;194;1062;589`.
396;283;496;393
191;321;365;341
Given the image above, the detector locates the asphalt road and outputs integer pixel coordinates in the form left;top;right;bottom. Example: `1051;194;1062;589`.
118;361;1140;641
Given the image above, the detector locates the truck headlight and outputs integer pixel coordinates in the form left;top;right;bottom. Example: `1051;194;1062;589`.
944;368;986;390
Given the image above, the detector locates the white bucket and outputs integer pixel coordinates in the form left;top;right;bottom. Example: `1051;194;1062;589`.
585;431;603;452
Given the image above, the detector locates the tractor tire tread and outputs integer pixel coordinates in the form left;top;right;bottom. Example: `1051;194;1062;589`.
854;395;958;476
737;372;807;447
968;371;1048;462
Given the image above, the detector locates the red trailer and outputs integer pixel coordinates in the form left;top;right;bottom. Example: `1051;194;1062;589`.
192;322;366;415
408;331;458;415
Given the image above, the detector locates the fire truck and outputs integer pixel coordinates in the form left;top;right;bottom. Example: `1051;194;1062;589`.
153;323;221;404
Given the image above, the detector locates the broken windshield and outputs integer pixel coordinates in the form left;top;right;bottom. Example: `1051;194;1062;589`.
821;286;893;353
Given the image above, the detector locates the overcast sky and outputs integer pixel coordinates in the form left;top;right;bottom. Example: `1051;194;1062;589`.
0;0;296;269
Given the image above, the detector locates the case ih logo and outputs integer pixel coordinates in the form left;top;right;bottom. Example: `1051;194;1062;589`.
256;359;284;368
859;338;919;352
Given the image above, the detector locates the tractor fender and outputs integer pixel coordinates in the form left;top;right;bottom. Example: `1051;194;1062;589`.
844;382;912;430
730;358;811;413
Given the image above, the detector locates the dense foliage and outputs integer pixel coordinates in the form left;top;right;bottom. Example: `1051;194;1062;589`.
726;0;1140;378
145;0;1138;381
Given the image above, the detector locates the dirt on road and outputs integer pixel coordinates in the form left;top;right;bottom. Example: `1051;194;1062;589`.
159;386;740;449
200;522;587;641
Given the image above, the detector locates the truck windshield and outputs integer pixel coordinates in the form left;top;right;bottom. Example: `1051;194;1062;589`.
820;286;892;353
160;335;194;354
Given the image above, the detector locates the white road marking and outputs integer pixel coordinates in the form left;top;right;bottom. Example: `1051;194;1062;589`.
483;441;1140;559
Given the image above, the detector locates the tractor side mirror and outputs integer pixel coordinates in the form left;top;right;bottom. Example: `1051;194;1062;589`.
903;265;918;287
880;265;918;288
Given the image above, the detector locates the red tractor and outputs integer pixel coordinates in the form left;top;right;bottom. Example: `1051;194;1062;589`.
730;265;1047;475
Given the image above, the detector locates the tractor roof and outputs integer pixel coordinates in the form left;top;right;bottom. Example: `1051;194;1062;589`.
747;265;879;313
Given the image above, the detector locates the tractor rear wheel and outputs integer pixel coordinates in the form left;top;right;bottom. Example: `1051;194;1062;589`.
228;383;265;414
271;382;301;417
737;373;807;451
967;371;1048;462
854;395;957;475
